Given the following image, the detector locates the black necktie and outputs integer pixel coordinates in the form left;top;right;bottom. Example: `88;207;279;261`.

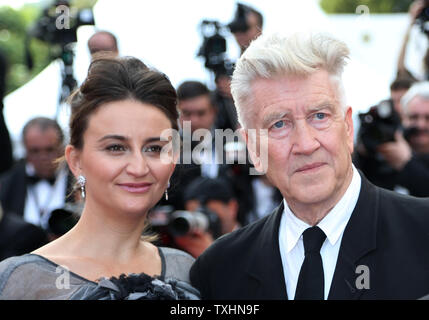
294;226;327;300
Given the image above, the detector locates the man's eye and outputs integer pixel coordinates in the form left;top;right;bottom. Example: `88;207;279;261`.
314;112;326;120
273;120;285;129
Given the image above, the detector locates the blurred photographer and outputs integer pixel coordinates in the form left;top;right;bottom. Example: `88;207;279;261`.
390;73;417;116
354;82;429;197
173;177;240;258
0;117;76;233
228;3;263;55
212;68;239;132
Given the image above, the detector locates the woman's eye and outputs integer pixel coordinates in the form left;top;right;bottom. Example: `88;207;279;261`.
143;145;163;153
106;144;126;152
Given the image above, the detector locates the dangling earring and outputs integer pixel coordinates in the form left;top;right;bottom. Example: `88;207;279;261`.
77;175;86;199
165;181;170;200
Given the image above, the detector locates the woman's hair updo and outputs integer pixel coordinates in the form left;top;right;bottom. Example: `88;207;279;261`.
68;54;179;149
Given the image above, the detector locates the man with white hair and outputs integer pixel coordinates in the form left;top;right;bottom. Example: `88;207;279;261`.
400;82;429;153
190;32;429;300
373;81;429;197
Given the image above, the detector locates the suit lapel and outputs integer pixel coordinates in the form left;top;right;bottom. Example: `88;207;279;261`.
16;162;28;217
244;202;288;299
328;174;378;299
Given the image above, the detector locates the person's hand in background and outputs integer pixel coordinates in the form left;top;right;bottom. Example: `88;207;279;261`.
377;131;412;170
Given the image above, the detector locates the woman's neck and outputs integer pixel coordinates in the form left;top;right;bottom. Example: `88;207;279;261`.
63;200;149;263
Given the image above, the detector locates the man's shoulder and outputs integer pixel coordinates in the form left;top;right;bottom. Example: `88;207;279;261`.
376;185;429;222
359;180;429;235
190;210;280;298
201;212;274;260
376;183;429;208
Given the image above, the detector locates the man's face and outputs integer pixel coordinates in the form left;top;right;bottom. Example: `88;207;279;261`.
391;88;408;115
244;70;354;210
233;12;261;52
178;95;216;133
404;95;429;153
25;126;63;178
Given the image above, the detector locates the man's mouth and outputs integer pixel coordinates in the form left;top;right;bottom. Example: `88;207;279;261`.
295;162;325;173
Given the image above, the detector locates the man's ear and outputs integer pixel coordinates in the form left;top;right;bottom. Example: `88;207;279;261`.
345;106;354;154
240;127;265;173
65;145;81;177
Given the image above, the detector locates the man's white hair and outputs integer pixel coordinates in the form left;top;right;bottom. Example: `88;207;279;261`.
230;32;350;128
400;81;429;115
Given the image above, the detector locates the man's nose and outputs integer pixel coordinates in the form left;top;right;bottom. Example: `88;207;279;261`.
189;113;202;123
290;121;320;155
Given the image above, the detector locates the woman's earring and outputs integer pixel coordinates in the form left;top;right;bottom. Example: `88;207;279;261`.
77;175;86;199
165;181;170;200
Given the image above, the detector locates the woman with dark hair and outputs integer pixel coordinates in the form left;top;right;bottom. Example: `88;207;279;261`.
0;55;199;300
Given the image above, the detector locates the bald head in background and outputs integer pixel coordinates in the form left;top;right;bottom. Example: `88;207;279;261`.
87;31;119;57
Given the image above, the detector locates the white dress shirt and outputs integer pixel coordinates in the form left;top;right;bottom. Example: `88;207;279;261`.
278;165;361;300
194;129;220;179
24;163;69;230
252;177;278;220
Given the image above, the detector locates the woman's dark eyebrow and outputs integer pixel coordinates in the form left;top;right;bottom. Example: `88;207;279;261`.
97;135;165;143
97;134;127;143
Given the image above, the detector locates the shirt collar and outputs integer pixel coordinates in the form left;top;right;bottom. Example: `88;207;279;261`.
25;162;36;176
283;165;362;253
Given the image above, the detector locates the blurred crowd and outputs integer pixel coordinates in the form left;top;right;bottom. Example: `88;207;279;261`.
0;1;429;261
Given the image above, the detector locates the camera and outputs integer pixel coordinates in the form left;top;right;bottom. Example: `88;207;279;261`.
416;0;429;36
169;207;222;239
169;210;206;236
358;99;402;153
29;0;95;47
197;20;234;75
228;3;251;33
26;0;95;102
148;205;222;246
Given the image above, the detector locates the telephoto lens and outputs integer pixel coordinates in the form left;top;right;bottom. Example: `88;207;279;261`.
168;210;209;237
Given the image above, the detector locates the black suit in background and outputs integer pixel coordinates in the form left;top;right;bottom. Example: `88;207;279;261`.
0;211;48;261
0;50;13;175
190;172;429;299
0;160;75;218
353;150;429;197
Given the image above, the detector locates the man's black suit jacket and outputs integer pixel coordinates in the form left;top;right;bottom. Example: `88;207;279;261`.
190;173;429;299
0;212;48;261
0;160;74;218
